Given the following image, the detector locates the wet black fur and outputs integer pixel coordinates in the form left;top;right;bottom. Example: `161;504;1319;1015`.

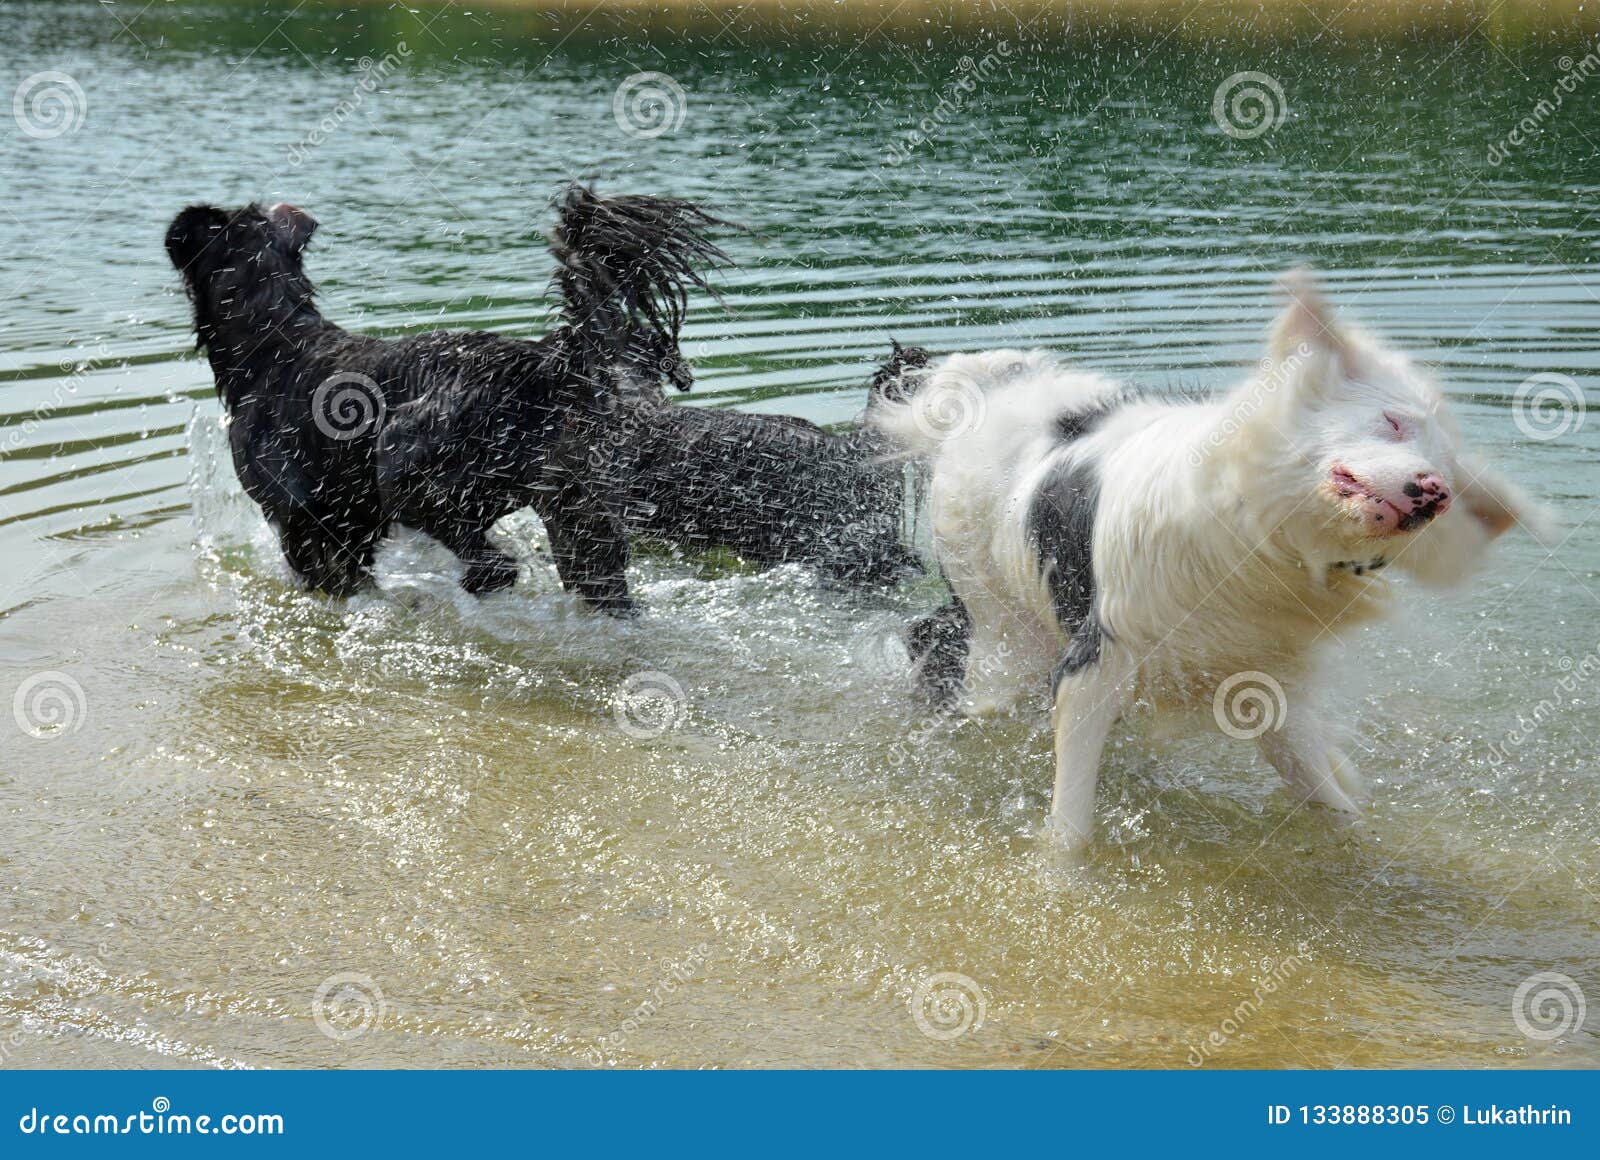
598;342;930;585
166;187;726;610
907;593;970;707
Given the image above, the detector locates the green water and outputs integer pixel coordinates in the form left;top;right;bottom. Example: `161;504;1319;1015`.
0;1;1596;1068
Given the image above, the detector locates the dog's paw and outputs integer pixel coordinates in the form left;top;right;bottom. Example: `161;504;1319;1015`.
1041;813;1094;865
965;694;1021;719
1301;750;1364;814
590;594;641;619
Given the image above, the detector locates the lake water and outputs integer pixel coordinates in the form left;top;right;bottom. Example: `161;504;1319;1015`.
1;0;1597;1068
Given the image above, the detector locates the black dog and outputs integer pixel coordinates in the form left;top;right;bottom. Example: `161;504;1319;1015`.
166;187;726;610
596;342;930;585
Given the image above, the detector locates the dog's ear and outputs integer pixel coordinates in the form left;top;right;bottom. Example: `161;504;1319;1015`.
1454;452;1556;544
165;205;229;274
1267;268;1373;402
265;202;318;255
1269;268;1352;363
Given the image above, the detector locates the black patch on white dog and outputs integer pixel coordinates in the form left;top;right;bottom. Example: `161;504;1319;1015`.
1050;609;1105;699
1029;422;1110;697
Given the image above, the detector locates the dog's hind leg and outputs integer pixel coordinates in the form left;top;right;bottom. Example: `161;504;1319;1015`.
434;525;520;595
1047;650;1132;853
545;501;637;617
906;596;970;708
1256;709;1364;814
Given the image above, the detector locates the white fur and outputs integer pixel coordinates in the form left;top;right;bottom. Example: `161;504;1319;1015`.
875;272;1550;852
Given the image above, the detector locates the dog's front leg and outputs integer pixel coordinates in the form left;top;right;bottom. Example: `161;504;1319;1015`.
1047;653;1132;853
1255;709;1364;814
545;499;637;617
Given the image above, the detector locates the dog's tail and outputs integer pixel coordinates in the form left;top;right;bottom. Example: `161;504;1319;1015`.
869;340;932;404
867;344;956;460
547;185;730;383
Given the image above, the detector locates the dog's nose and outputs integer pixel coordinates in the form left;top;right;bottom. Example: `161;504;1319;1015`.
1413;472;1447;497
1397;471;1451;527
1402;472;1450;508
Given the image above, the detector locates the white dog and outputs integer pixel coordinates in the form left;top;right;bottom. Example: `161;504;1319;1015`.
875;272;1548;851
